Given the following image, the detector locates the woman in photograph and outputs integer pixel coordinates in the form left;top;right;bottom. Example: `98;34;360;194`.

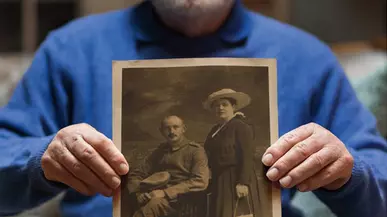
203;88;263;217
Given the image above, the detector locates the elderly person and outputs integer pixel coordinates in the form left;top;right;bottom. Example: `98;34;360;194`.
0;0;386;217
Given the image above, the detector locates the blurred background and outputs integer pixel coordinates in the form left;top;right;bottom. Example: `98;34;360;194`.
0;0;386;217
0;0;386;104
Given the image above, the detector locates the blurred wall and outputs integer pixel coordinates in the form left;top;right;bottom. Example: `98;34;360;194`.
290;0;386;43
81;0;141;15
80;0;386;43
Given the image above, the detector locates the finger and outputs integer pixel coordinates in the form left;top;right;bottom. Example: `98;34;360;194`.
145;193;151;199
82;128;129;175
143;197;149;203
244;188;249;196
266;135;322;181
236;190;241;198
51;143;113;196
140;195;146;203
42;154;94;196
262;123;316;166
64;134;122;190
143;197;150;203
297;155;352;192
241;191;246;197
278;147;338;188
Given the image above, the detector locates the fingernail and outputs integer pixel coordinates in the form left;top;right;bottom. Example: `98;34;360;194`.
266;168;279;180
112;177;121;188
298;184;308;192
120;163;129;173
279;176;292;187
262;154;273;166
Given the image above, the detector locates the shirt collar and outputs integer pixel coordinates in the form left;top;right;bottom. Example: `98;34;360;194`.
171;137;190;151
131;0;253;44
160;137;190;152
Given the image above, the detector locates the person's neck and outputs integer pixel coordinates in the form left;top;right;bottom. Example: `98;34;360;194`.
154;4;234;37
219;115;235;124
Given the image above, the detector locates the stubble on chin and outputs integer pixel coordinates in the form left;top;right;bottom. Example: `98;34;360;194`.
152;0;234;24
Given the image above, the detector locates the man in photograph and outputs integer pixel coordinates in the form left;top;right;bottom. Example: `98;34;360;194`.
127;115;209;217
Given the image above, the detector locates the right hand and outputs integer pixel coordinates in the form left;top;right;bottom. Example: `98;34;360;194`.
137;193;151;204
236;184;249;198
41;123;129;197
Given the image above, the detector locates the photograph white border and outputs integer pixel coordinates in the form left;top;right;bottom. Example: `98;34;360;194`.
112;58;280;217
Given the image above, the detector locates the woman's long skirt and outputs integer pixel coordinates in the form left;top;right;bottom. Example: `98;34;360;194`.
209;166;271;217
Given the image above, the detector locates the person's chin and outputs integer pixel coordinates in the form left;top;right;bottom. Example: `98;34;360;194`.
168;138;179;143
216;113;225;118
217;114;228;120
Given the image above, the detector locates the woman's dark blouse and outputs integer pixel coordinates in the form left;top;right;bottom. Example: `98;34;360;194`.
204;117;255;185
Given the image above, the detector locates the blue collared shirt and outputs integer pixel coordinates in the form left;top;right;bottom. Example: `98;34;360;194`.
0;1;386;217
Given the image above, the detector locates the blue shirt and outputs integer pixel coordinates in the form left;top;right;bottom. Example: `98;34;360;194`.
1;1;386;217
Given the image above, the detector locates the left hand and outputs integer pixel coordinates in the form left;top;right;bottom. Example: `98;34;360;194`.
236;184;249;198
262;123;354;192
136;193;151;204
149;190;166;198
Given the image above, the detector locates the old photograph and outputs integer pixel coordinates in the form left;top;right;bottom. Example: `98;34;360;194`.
112;58;280;217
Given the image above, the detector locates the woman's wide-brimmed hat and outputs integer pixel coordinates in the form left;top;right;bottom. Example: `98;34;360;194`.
203;88;251;111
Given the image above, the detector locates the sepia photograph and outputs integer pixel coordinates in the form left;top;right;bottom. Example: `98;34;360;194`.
112;58;280;217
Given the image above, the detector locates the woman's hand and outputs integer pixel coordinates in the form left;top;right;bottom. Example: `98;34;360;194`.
236;184;249;198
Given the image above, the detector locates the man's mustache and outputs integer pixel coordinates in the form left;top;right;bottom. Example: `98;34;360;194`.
168;133;177;138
